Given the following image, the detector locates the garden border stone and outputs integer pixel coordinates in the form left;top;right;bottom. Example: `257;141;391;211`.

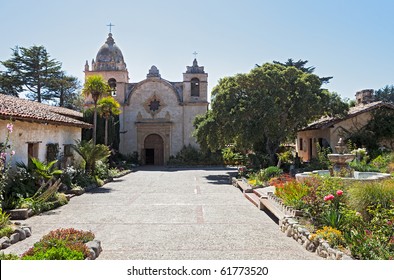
0;225;32;249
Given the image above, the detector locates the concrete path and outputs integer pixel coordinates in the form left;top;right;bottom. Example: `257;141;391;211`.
3;167;320;259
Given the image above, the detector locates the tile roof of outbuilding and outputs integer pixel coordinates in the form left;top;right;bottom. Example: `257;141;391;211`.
300;101;394;131
0;94;92;128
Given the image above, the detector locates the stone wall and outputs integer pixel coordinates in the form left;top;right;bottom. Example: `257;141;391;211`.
280;217;352;260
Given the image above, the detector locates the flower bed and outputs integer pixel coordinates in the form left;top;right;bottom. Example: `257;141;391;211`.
271;174;394;260
0;228;102;260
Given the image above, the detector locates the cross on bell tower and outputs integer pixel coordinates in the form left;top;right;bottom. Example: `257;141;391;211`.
107;22;115;33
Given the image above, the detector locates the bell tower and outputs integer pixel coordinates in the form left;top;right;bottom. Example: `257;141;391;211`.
182;58;209;147
84;32;129;101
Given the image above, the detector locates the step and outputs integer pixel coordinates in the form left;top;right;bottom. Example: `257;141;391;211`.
260;197;285;220
244;192;263;209
253;188;268;198
237;180;253;193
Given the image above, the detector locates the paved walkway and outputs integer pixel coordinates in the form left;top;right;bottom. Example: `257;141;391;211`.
3;167;320;259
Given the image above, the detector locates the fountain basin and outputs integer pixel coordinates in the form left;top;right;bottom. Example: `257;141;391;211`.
296;170;391;184
327;153;355;164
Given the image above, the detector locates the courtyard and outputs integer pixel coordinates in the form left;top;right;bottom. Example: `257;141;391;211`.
2;167;320;260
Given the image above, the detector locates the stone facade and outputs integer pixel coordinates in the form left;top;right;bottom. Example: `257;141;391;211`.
84;33;208;165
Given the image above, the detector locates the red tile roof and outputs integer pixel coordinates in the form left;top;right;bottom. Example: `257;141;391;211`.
0;94;92;128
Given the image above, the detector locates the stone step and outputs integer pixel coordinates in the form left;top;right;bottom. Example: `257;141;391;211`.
253;188;268;198
237;180;253;193
260;197;285;220
244;192;263;209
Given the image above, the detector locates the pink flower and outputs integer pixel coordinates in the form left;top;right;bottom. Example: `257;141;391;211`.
6;123;13;133
11;150;15;156
0;152;6;159
336;190;343;196
324;194;335;201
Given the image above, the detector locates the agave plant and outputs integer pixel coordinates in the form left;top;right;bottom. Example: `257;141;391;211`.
71;140;111;174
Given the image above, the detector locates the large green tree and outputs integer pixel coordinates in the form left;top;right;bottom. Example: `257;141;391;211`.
48;71;82;109
194;62;348;165
375;85;394;103
0;45;62;103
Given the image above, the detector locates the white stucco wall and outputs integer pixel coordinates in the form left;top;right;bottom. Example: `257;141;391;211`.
0;119;82;166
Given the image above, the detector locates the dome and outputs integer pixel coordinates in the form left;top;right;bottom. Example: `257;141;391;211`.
93;33;127;71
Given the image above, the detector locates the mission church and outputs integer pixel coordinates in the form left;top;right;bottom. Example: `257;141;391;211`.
84;32;208;165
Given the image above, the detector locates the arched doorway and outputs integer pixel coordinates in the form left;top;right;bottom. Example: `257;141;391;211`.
144;134;164;165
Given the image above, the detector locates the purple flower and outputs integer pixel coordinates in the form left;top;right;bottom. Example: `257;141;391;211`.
6;123;13;133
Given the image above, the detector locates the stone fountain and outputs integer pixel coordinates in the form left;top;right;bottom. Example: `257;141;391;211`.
328;138;355;177
295;138;391;183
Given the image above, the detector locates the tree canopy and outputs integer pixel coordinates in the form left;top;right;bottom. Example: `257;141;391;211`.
193;62;348;165
374;85;394;103
0;45;81;108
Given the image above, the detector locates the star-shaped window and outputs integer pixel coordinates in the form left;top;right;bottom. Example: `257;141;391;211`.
149;99;160;112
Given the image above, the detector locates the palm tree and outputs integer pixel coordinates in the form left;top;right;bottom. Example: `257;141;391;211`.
82;75;110;144
97;96;122;145
71;140;111;175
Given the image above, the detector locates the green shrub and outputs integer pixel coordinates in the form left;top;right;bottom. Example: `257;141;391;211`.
95;160;109;180
222;147;247;166
0;208;11;228
348;179;394;220
72;168;96;189
0;225;14;238
22;242;86;260
41;228;95;243
21;228;95;260
258;166;283;182
0;252;20;260
311;226;345;248
168;145;224;166
275;179;309;209
2;166;37;209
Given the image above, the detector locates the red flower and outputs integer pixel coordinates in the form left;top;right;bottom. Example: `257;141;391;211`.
336;190;343;196
324;194;335;201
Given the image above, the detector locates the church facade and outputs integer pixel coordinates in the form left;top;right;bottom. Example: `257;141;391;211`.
84;33;208;165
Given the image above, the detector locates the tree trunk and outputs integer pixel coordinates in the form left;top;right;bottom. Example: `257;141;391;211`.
93;103;97;145
104;117;109;146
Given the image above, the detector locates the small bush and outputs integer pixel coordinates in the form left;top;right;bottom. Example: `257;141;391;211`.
22;242;86;260
348;179;394;220
41;228;95;243
21;228;95;260
95;160;109;180
0;252;20;260
168;145;224;166
312;226;345;248
258;166;283;182
275;179;309;209
0;225;14;238
0;208;11;228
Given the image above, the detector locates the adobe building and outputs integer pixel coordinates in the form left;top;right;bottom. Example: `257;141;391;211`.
84;33;208;165
296;89;394;161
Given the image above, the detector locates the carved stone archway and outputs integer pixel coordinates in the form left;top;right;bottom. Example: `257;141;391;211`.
143;134;164;165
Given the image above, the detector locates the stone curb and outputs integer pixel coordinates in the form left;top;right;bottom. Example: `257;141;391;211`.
280;217;353;260
0;225;32;249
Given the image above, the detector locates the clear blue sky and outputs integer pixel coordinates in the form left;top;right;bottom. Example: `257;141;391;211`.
1;0;393;100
